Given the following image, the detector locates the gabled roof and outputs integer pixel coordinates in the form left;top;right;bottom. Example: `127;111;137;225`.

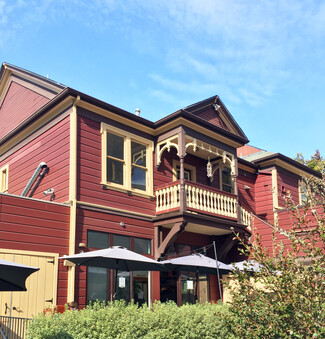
0;63;66;141
0;63;249;150
154;95;249;147
182;95;248;141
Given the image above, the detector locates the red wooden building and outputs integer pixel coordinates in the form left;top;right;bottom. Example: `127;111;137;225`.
0;63;321;317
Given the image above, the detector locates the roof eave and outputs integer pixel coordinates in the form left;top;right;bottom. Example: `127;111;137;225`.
155;109;249;145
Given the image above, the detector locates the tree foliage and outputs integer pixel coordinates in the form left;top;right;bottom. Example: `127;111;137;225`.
227;176;325;338
295;150;325;173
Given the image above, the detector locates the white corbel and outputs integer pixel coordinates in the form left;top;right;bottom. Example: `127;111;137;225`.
156;137;179;167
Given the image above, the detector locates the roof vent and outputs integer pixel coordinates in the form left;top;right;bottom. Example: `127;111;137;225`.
135;108;140;116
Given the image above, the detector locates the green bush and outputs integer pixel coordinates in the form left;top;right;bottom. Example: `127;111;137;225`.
27;301;235;339
226;176;325;338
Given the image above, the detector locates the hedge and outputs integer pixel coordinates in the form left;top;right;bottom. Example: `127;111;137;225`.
27;301;235;339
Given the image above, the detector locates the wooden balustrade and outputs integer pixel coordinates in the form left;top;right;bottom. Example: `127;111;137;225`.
156;182;250;223
240;207;252;229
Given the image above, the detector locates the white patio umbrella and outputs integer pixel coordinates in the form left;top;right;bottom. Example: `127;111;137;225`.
0;259;39;292
60;246;167;301
231;260;263;272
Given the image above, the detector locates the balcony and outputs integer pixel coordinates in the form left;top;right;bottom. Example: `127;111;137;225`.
155;181;251;228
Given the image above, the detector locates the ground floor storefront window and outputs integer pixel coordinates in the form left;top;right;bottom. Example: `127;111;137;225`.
160;271;209;305
86;230;151;304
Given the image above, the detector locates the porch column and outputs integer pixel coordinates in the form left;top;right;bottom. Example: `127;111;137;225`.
178;128;186;212
233;157;241;223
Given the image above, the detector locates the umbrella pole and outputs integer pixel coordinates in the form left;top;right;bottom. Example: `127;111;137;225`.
148;271;151;310
213;241;223;302
195;269;199;302
114;260;118;301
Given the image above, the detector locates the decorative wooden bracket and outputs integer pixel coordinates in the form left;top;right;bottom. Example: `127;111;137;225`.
156;221;187;259
218;235;238;261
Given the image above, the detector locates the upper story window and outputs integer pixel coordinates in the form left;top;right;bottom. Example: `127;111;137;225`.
172;160;196;182
221;166;233;193
299;181;308;205
101;123;153;196
0;164;9;193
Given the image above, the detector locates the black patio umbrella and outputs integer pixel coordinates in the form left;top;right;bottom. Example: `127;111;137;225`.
160;253;230;274
60;246;167;300
160;253;230;301
0;259;39;291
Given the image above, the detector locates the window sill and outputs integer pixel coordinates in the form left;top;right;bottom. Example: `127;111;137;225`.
101;183;154;200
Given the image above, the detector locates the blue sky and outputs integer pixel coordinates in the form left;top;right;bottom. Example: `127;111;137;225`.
0;0;324;159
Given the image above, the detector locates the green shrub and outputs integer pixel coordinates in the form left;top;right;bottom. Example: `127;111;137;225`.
27;301;235;339
226;176;325;338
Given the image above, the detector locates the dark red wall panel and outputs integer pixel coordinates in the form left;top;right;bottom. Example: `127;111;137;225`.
0;81;49;140
0;116;70;202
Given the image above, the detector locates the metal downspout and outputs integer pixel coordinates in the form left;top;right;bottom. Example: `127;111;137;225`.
21;162;47;196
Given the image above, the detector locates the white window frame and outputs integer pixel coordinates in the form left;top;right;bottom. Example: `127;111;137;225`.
299;180;307;205
0;164;9;193
101;123;153;197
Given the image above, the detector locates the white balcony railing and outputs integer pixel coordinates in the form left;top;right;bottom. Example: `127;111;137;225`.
240;207;251;229
155;182;252;227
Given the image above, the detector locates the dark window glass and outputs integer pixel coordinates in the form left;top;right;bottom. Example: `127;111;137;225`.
222;167;232;193
133;271;148;306
87;266;108;303
88;231;109;249
131;167;146;191
134;238;151;254
176;167;192;181
113;234;130;249
181;272;196;304
107;133;124;159
107;158;124;185
115;271;130;302
131;142;146;167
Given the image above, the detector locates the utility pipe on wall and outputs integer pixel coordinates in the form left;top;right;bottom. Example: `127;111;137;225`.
21;162;47;197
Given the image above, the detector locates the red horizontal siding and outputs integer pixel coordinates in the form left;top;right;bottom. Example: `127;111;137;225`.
277;168;300;207
77;115;156;215
0;81;49;139
0;116;70;202
237;170;256;213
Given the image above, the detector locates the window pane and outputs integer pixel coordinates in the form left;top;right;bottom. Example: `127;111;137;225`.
131;166;146;191
87;266;107;303
133;271;148;306
115;270;130;302
181;272;196;304
131;142;146;167
107;158;124;185
107;132;124;159
222;168;232;185
176;167;191;181
88;231;109;249
134;238;151;254
222;184;232;193
113;234;130;249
